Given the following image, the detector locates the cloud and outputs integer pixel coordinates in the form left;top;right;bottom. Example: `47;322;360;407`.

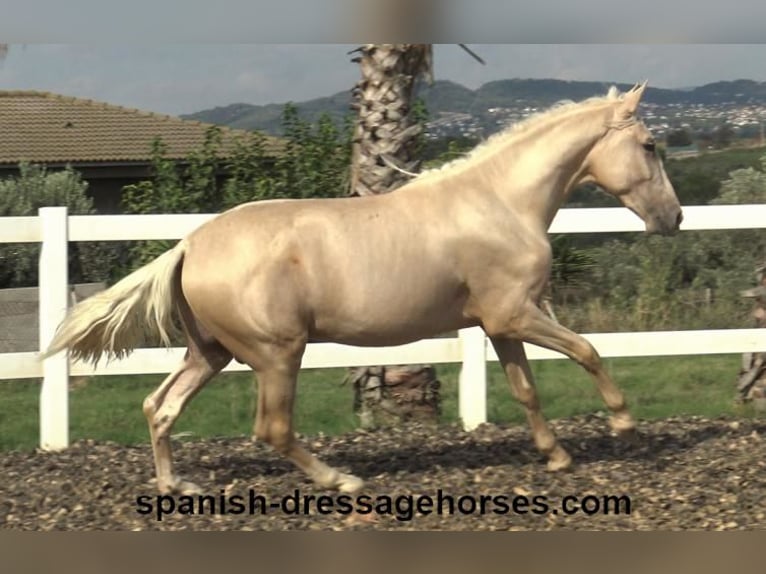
233;70;274;98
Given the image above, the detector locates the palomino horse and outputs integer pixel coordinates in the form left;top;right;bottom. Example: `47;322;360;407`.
45;82;682;495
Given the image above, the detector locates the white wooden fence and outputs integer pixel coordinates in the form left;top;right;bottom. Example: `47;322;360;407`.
3;205;766;451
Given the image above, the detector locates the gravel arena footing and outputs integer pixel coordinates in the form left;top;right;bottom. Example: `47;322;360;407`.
1;414;764;530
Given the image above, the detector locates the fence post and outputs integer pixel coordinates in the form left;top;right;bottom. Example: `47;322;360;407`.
38;207;69;450
458;326;487;430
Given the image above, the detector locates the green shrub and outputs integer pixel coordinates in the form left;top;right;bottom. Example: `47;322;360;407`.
0;163;119;288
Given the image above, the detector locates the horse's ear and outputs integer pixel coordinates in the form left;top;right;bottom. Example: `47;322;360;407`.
619;80;648;117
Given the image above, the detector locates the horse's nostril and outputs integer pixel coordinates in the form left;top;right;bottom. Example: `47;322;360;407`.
675;211;684;227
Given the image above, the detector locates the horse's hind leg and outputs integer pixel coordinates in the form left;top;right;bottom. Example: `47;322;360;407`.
508;304;636;437
243;341;364;493
142;315;232;495
489;336;572;471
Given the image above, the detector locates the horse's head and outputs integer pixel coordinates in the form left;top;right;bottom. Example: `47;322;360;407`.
584;82;683;236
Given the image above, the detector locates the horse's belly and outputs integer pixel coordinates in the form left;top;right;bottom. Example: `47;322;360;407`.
308;288;472;346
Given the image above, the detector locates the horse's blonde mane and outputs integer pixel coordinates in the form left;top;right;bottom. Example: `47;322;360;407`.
414;85;625;182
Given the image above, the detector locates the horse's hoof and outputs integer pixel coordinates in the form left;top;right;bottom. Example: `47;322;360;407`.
160;478;203;495
177;480;204;495
609;412;637;432
337;473;365;494
546;447;573;472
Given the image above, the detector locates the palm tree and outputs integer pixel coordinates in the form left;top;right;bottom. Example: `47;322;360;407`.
348;44;433;196
345;44;439;428
345;44;486;428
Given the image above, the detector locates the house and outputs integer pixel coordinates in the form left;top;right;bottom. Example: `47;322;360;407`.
0;90;282;213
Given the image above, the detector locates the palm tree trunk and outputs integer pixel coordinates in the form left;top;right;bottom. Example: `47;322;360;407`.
737;265;766;411
349;44;432;196
346;44;441;429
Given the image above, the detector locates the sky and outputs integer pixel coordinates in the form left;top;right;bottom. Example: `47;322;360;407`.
1;44;765;117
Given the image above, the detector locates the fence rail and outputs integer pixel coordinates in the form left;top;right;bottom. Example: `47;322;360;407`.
3;205;766;450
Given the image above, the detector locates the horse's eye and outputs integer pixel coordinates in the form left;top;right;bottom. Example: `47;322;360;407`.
642;141;656;153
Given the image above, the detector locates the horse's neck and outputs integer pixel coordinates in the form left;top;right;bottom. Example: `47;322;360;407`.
490;108;609;230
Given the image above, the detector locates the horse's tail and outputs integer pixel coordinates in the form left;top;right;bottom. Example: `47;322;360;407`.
42;241;188;365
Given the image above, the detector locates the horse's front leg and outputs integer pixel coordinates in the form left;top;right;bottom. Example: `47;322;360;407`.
486;302;637;440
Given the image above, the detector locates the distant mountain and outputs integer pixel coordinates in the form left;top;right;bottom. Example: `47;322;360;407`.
182;78;766;136
183;91;352;135
689;79;766;102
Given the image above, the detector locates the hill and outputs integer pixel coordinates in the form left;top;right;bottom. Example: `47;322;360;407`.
181;78;766;136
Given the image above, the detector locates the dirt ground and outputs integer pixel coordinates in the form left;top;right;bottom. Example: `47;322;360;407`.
1;414;764;530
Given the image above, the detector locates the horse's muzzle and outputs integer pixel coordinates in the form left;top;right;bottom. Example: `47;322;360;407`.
646;209;683;236
667;208;684;235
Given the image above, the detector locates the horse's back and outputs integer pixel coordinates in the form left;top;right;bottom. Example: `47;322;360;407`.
178;193;472;346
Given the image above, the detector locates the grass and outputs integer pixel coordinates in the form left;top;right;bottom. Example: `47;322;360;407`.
0;355;761;452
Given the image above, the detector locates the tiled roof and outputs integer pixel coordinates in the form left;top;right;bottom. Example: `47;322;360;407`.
0;90;282;165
